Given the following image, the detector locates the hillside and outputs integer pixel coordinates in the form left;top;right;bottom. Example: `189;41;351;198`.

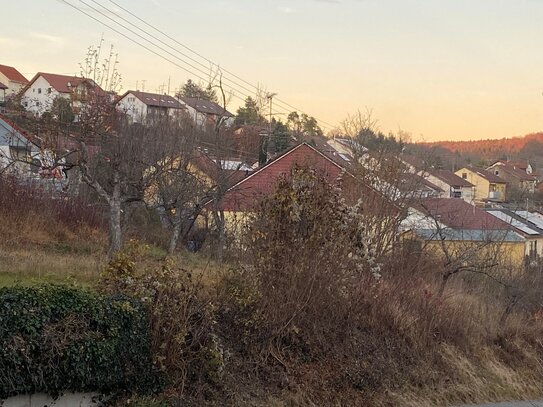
421;132;543;158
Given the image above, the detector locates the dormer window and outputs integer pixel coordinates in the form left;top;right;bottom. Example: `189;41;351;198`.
462;173;467;179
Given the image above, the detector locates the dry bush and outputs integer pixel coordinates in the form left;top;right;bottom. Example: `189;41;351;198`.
0;174;105;249
100;243;223;403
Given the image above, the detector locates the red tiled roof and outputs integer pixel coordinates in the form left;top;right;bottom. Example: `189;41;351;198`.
414;198;511;230
219;143;344;211
495;165;537;182
24;72;103;94
0;65;28;84
492;160;529;171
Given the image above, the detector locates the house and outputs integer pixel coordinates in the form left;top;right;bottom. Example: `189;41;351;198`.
218;143;347;213
486;162;538;193
210;143;400;239
423;169;474;202
489;159;533;175
0;82;7;104
401;198;525;266
116;90;187;123
177;97;234;128
190;150;253;190
455;167;507;203
21;72;104;116
484;208;543;261
0;115;40;176
0;64;29;98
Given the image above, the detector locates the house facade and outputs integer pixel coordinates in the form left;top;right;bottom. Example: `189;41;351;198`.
401;198;526;266
178;97;234;128
0;83;7;104
487;162;538;193
116;91;187;123
0;65;29;98
455;167;507;203
423;169;474;202
21;73;103;116
0;116;40;176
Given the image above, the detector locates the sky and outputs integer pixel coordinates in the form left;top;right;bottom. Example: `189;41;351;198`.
2;0;543;141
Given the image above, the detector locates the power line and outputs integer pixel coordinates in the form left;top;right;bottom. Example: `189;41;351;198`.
57;0;335;131
85;0;329;129
66;0;293;123
105;0;338;129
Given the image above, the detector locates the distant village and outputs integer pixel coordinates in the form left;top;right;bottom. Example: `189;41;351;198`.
1;62;542;267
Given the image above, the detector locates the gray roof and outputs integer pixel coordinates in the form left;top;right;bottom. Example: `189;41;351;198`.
412;228;524;242
123;91;185;109
179;97;233;117
430;169;473;188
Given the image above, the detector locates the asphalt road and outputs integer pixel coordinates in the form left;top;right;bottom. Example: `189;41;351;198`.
459;402;543;407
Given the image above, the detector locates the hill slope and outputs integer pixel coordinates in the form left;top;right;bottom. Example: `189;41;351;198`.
421;133;543;157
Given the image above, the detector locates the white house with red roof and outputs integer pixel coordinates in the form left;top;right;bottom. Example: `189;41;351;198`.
0;64;29;98
21;72;104;116
116;90;187;123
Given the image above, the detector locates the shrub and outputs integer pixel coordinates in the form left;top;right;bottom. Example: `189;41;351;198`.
100;246;219;400
0;284;159;399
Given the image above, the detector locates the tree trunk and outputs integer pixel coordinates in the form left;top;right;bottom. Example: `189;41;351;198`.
108;176;122;258
168;211;182;256
212;207;225;262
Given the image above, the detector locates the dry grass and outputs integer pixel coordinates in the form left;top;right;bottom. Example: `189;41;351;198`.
0;247;105;287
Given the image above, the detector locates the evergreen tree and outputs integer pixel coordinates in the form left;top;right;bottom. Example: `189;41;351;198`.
176;79;218;102
235;97;265;126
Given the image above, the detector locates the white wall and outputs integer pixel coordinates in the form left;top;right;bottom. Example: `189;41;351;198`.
22;76;65;115
0;72;26;97
116;93;148;122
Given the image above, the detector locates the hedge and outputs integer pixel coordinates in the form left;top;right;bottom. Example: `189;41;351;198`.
0;285;159;399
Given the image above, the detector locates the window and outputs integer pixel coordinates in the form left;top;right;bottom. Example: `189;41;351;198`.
38;88;41;94
47;88;52;94
452;190;462;198
495;170;499;176
462;173;467;179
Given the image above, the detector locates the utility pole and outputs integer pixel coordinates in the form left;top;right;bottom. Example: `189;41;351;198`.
263;92;277;163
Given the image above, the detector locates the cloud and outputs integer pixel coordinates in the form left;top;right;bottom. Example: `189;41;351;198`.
30;32;65;45
279;6;297;13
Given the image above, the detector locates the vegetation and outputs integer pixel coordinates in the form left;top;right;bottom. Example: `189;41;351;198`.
0;285;158;399
176;79;218;103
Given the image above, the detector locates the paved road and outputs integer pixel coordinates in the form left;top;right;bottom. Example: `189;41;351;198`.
459;402;543;407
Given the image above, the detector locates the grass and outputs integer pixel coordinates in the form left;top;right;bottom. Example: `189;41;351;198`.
0;247;104;287
0;243;226;289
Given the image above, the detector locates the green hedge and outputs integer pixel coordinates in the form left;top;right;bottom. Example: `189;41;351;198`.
0;285;159;399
